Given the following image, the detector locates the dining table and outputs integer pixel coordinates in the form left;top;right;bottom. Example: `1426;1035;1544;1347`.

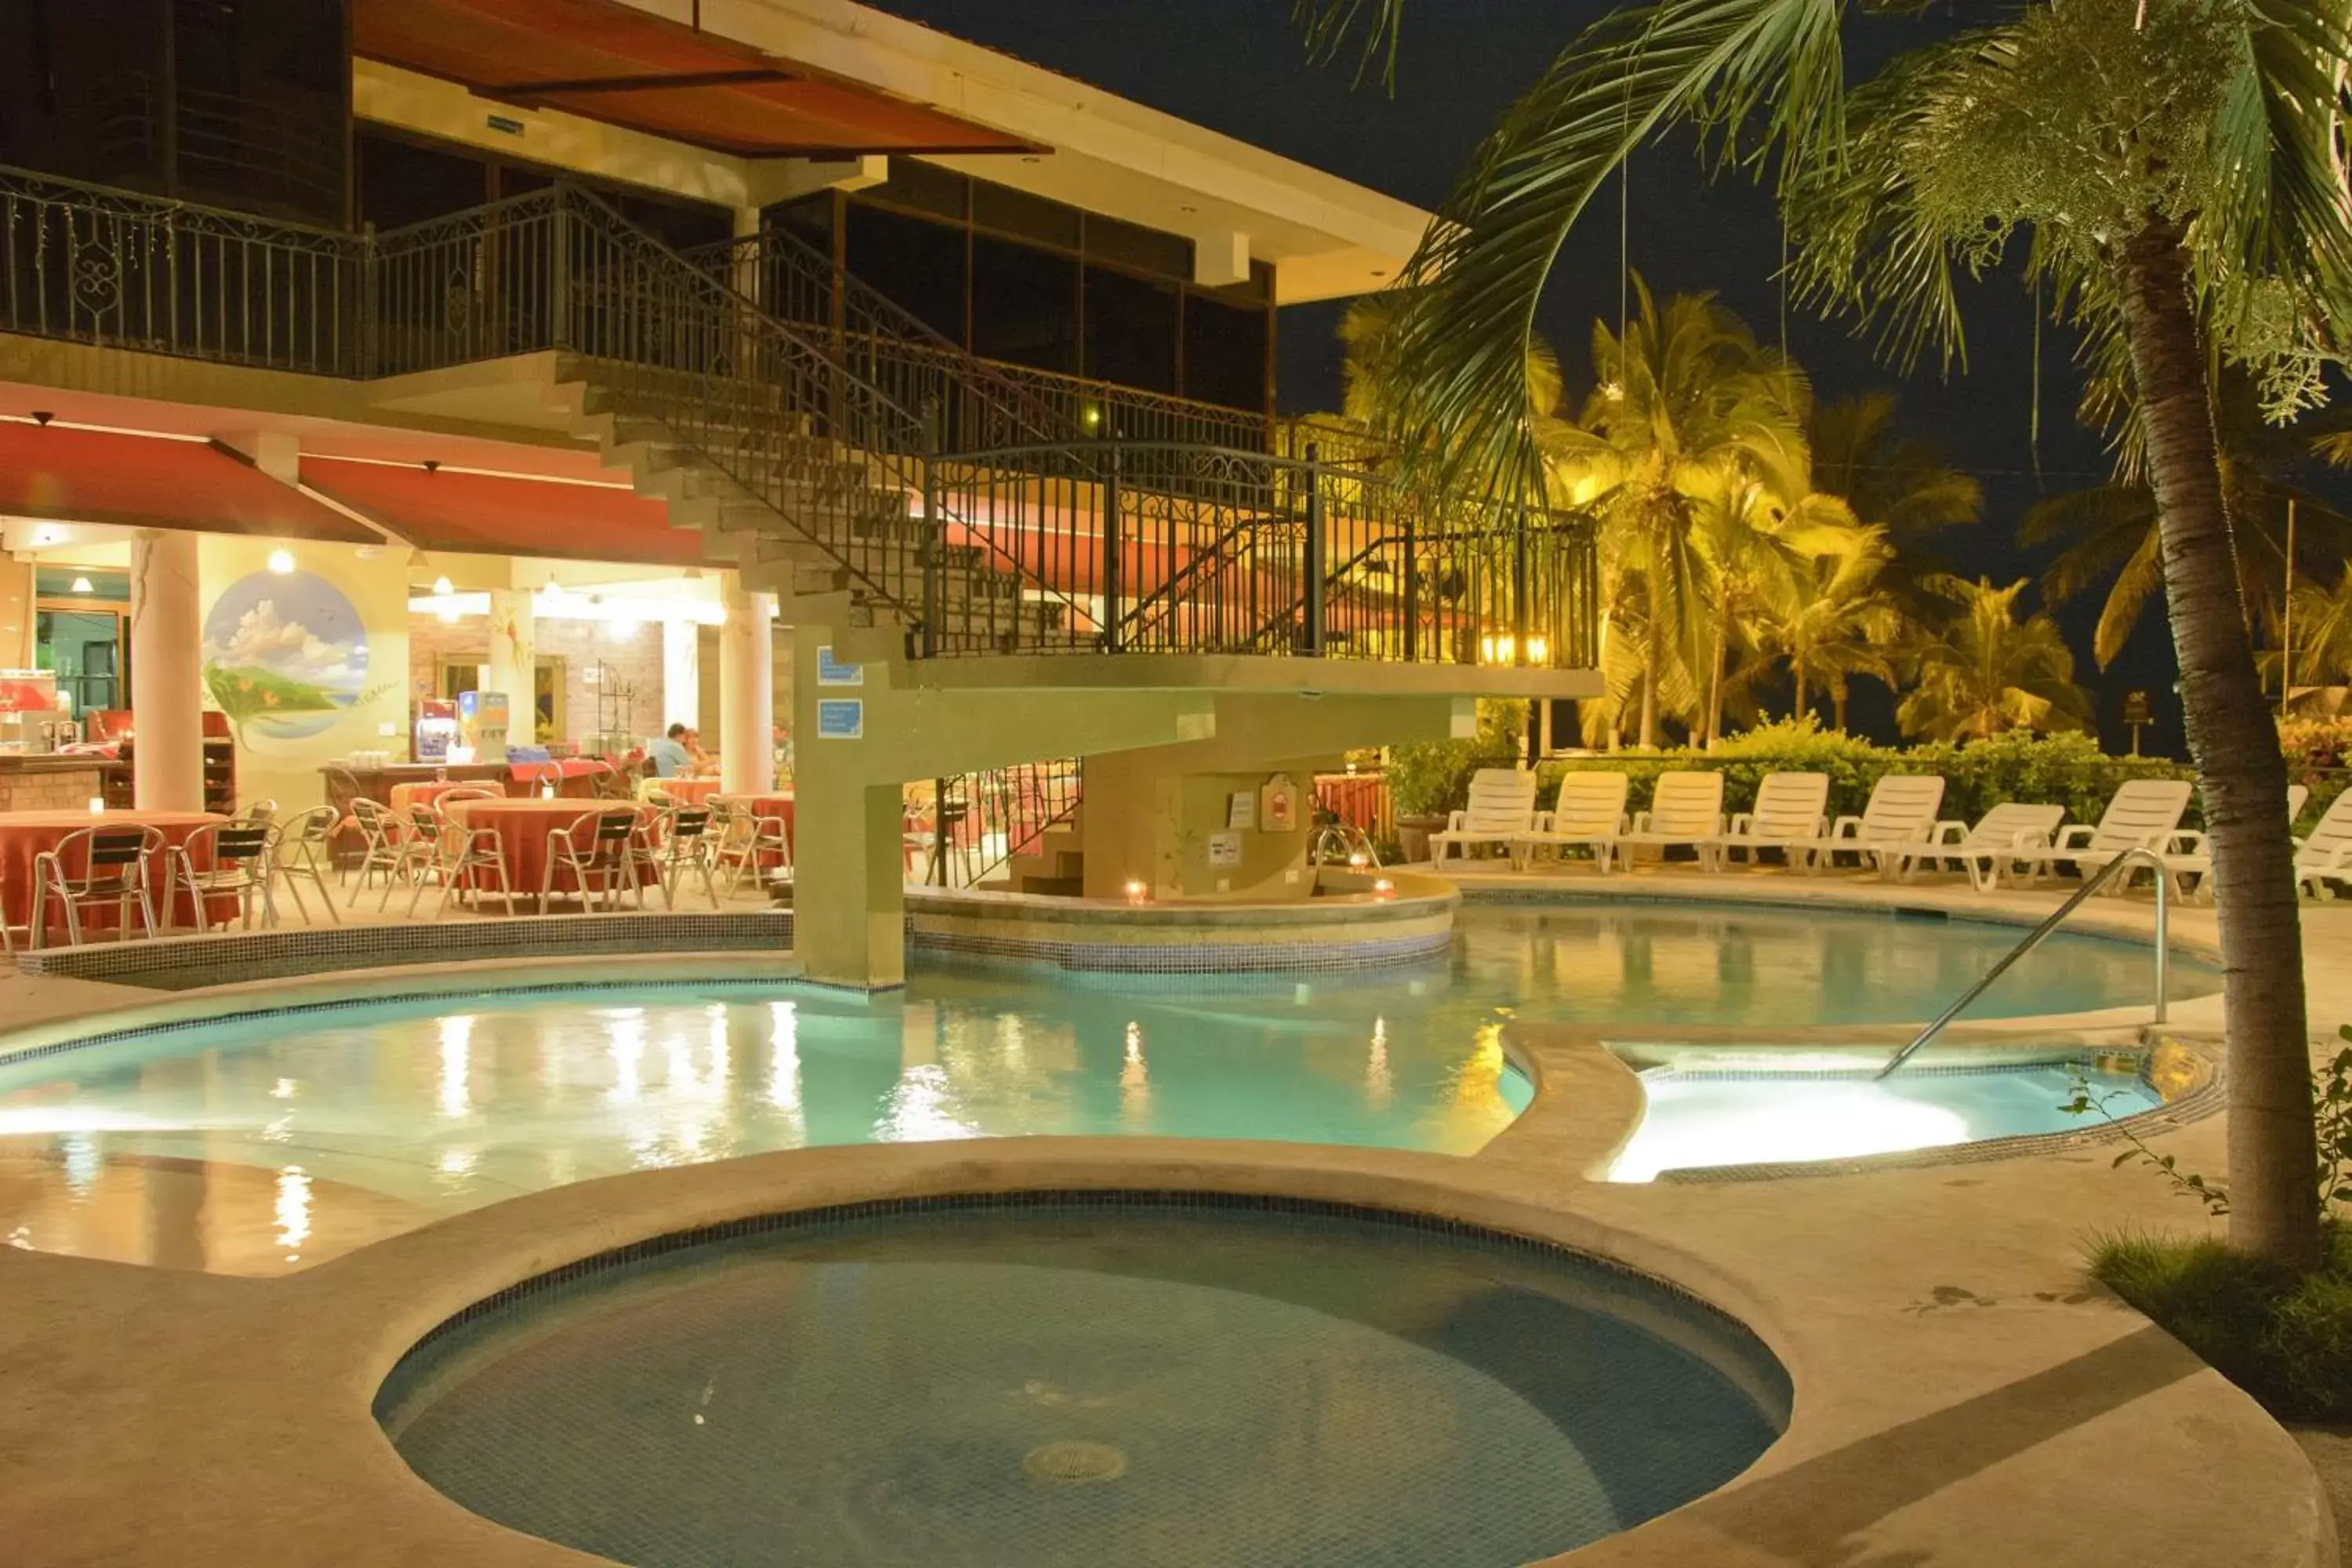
388;779;506;815
443;797;648;909
639;776;724;807
0;808;229;941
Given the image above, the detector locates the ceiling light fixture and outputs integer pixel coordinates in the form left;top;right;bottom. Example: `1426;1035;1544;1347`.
267;548;296;575
433;575;454;596
69;575;93;594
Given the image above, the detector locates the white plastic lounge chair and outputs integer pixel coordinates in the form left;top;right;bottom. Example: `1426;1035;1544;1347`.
1887;802;2067;891
2020;779;2194;891
2294;788;2352;898
1789;774;1947;877
2163;784;2315;901
1613;771;1726;867
1428;768;1540;863
1704;771;1830;872
1510;772;1630;872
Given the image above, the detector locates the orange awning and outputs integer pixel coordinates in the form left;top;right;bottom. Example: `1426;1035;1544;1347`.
354;0;1034;158
299;457;702;564
0;426;372;541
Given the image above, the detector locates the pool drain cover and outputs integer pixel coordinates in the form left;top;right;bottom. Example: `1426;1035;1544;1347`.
1022;1440;1127;1485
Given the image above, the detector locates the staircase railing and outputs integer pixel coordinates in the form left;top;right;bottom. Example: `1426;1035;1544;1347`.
924;757;1082;888
0;165;1600;671
935;439;1600;669
694;226;1274;452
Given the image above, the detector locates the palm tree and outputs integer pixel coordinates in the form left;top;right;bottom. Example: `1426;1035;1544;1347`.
1808;391;1981;619
1305;0;2347;1267
1568;278;1810;746
2023;371;2352;669
1766;527;1903;731
2275;570;2352;707
1896;577;2093;742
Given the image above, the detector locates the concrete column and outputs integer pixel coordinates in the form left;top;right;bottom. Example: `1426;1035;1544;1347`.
129;529;205;812
719;574;775;795
662;616;700;731
789;619;902;989
485;588;537;747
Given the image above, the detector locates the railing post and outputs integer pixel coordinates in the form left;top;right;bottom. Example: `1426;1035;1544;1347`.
1102;443;1123;652
1403;507;1419;662
548;188;572;351
1512;500;1531;666
920;420;943;660
358;221;378;378
1302;444;1327;656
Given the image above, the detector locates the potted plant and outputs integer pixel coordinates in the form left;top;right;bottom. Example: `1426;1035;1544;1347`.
1384;702;1527;863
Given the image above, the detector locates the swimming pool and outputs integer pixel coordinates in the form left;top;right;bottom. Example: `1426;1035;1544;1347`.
0;902;2207;1271
1607;1061;2164;1181
377;1197;1790;1568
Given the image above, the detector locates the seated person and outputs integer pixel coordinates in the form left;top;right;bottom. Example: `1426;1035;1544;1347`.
645;723;694;779
682;728;716;774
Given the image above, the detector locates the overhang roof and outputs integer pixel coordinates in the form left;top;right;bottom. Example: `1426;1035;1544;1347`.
351;0;1032;158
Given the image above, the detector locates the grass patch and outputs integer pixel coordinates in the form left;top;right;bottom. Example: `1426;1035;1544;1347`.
2092;1226;2352;1422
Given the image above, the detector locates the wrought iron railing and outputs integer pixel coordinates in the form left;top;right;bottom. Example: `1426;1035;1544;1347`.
930;439;1599;668
0;166;1599;671
924;757;1083;887
0;163;362;374
694;227;1276;452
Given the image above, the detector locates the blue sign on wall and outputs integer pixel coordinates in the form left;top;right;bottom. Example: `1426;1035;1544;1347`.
815;645;864;686
816;699;864;739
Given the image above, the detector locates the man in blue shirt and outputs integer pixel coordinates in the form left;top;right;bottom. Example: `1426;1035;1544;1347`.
646;723;694;778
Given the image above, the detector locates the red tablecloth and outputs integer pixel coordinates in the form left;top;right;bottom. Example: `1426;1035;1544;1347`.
642;777;724;806
0;810;227;939
510;759;612;800
446;798;648;906
389;779;505;814
1315;774;1388;833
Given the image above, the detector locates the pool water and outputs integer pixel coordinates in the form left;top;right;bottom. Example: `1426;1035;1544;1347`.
377;1200;1790;1568
0;903;2206;1269
1609;1062;2163;1181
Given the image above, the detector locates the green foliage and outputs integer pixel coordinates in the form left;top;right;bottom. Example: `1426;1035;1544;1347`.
2090;1226;2352;1423
1384;699;1526;817
1537;720;2189;824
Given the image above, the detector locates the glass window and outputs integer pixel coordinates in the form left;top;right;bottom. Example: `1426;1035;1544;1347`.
972;233;1078;373
1182;292;1269;412
358;132;488;230
844;201;967;343
1083;267;1178;396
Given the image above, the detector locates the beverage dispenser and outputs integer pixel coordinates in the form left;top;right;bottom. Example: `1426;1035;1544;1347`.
459;689;511;764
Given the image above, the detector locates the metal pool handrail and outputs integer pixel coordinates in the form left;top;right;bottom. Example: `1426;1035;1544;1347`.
1877;846;2170;1080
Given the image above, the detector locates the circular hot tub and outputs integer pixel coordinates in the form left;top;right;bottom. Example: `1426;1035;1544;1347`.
376;1195;1788;1567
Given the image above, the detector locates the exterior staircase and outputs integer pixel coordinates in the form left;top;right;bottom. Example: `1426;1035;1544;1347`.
988;811;1085;895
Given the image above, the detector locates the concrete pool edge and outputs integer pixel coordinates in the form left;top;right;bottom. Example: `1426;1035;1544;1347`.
1;1135;2331;1567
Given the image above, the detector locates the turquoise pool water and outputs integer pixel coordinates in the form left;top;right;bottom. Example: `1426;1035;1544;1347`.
0;903;2205;1266
1609;1062;2162;1181
378;1199;1790;1568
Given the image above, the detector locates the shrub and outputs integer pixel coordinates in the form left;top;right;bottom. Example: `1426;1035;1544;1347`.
1537;719;2193;825
1385;700;1526;818
2091;1227;2352;1423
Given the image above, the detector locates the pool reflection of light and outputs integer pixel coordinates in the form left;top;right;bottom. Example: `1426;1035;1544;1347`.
1610;1075;1973;1182
1366;1018;1393;1110
767;1002;801;1116
274;1164;311;1260
877;1063;975;1143
438;1015;475;1118
1120;1022;1150;1123
608;1010;647;1103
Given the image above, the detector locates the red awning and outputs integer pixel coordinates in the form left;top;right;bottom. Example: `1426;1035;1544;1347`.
0;426;372;541
354;0;1033;158
299;457;702;565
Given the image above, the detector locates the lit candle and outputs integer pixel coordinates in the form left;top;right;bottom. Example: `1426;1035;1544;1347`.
1372;877;1395;898
1123;878;1149;905
87;797;104;815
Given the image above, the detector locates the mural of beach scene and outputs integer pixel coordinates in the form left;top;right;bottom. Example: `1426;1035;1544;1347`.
201;569;374;742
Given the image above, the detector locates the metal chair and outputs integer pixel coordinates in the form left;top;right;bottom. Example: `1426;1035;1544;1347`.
645;806;721;910
349;798;428;909
405;804;517;919
711;799;789;896
238;798;279;827
270;804;343;924
31;824;165;947
168;821;281;934
543;808;647;914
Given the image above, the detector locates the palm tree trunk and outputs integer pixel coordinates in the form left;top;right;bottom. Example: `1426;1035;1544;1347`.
1832;687;1847;734
1705;636;1727;749
2118;221;2319;1270
1793;664;1809;726
1639;626;1661;749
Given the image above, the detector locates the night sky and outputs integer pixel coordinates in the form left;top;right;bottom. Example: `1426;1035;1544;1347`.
869;0;2201;752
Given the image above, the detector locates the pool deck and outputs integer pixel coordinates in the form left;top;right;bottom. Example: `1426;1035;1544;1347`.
2;864;2348;1566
